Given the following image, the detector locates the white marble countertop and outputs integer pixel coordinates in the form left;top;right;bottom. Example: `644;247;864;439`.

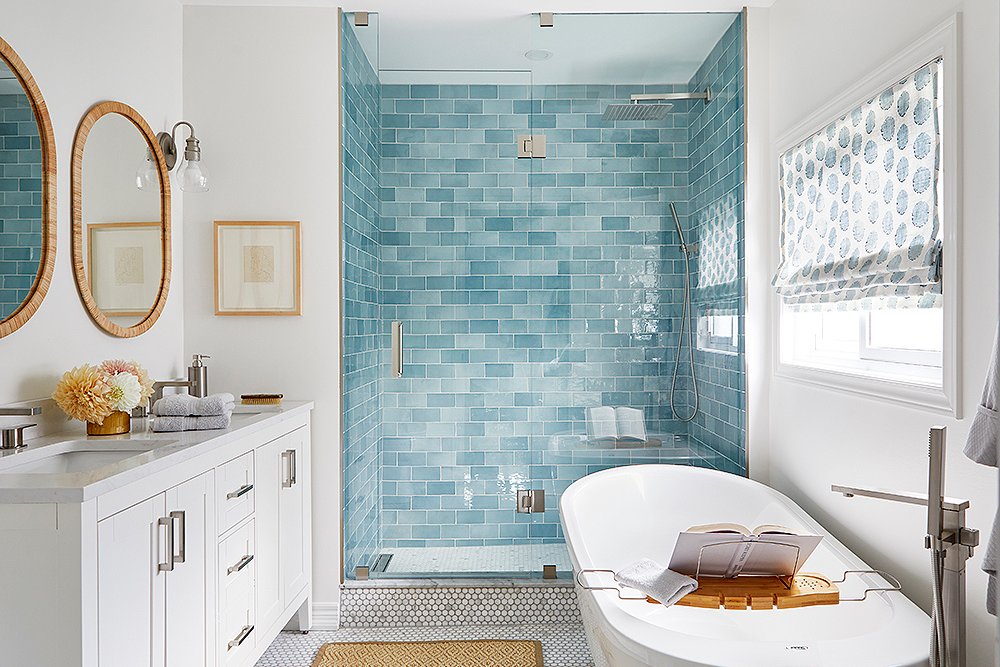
0;401;312;503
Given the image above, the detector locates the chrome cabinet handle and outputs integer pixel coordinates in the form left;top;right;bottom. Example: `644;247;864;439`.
289;449;297;486
157;516;174;572
227;554;254;575
228;625;254;650
170;510;185;564
281;450;292;488
226;484;254;500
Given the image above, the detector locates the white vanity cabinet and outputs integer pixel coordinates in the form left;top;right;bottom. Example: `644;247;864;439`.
0;404;313;667
97;471;216;667
255;425;311;631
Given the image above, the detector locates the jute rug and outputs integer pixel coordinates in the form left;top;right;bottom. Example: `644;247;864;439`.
310;639;543;667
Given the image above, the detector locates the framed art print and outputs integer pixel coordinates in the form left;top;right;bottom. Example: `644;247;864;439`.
87;221;163;316
214;221;301;316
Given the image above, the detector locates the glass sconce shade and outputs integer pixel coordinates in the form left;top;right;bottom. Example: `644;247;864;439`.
135;149;159;191
177;157;209;193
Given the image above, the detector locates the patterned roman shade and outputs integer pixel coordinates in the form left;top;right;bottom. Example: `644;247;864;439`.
697;192;740;300
773;59;942;310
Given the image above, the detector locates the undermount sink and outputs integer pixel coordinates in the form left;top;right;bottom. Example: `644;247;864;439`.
0;439;175;475
2;449;150;474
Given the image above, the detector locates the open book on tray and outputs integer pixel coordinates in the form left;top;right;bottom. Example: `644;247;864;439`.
586;407;661;447
666;523;823;578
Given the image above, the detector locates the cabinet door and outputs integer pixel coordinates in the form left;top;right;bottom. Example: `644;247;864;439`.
254;435;283;632
97;495;166;667
279;427;309;602
165;471;216;667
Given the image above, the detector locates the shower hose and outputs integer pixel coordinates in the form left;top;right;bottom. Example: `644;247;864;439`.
669;202;699;423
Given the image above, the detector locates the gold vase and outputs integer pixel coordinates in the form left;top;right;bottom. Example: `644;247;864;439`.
87;410;131;436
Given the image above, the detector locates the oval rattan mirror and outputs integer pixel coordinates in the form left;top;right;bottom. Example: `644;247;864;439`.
0;36;57;339
71;101;171;337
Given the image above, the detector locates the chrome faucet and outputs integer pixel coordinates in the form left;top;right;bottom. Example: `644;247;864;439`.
0;407;40;450
0;407;41;417
1;423;34;449
833;426;977;667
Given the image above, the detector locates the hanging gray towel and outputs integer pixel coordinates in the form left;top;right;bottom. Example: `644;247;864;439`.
964;325;999;615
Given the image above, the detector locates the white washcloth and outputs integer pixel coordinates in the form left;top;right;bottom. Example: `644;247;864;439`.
614;558;698;607
964;324;1000;615
152;412;232;432
152;392;235;417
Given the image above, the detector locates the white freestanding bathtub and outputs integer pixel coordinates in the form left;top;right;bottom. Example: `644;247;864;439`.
559;465;930;667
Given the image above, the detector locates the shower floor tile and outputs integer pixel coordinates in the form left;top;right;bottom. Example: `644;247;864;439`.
381;543;573;575
255;624;593;667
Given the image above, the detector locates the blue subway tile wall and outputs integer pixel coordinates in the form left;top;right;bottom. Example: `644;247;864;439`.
341;16;382;578
0;89;43;320
377;75;741;551
687;16;745;474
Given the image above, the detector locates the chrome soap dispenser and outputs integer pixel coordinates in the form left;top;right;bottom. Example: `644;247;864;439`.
189;354;210;397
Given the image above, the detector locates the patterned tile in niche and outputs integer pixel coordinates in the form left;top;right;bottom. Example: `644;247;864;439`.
254;624;593;667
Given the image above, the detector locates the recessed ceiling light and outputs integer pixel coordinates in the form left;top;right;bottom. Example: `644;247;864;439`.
524;49;553;61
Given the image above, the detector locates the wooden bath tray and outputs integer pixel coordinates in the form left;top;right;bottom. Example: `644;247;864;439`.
652;573;839;610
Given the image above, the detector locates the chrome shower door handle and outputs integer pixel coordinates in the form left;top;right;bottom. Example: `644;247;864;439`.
157;516;174;572
170;510;186;564
391;321;403;377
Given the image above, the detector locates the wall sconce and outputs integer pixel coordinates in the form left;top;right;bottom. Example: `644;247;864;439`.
137;121;210;192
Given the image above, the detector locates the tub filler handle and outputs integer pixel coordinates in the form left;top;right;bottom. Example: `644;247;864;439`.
831;569;902;602
576;569;649;600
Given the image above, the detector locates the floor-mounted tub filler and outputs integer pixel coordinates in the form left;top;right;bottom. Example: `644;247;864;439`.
560;465;930;667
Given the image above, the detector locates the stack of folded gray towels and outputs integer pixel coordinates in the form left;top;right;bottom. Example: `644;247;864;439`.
151;392;235;432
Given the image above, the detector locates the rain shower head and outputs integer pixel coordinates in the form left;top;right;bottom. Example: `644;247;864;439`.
601;87;712;122
601;101;673;121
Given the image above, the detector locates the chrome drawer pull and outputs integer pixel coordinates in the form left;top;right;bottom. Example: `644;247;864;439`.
227;554;254;575
228;625;254;650
227;483;253;500
157;516;174;572
170;510;186;564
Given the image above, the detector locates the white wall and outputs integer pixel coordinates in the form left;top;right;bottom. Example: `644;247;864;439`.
0;0;185;408
753;1;999;664
182;5;342;619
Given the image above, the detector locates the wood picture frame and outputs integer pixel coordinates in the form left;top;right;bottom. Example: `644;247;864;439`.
214;221;301;316
87;222;163;316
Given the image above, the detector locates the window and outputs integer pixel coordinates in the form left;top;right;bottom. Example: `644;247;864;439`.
780;304;942;386
698;308;739;355
772;17;960;415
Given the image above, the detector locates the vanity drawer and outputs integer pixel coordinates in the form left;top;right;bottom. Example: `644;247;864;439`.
220;589;256;667
217;452;254;535
219;519;255;611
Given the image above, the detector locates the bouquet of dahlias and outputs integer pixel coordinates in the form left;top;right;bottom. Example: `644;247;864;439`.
52;359;155;424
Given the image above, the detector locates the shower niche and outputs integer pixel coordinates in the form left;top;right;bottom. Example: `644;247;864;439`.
341;10;745;580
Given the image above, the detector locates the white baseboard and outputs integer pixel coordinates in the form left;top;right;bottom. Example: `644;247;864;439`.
311;602;340;630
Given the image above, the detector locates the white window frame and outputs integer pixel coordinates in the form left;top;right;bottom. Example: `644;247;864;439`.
772;15;962;418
